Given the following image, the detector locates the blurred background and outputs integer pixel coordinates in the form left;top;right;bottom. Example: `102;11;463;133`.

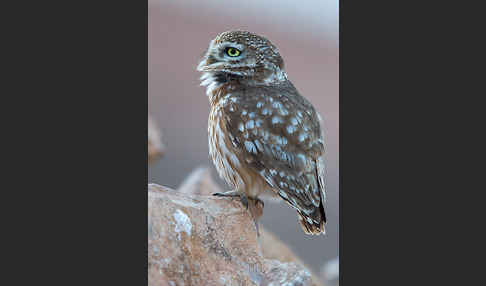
148;0;338;280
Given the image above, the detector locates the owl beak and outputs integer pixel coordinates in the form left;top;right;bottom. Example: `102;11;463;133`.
197;50;212;71
197;54;221;72
197;58;209;71
197;58;219;72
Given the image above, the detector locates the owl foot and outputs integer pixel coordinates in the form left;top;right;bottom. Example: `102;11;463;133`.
250;197;264;209
247;197;265;237
213;190;249;209
213;191;264;236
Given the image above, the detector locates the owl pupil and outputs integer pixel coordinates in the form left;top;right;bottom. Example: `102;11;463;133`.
226;47;240;57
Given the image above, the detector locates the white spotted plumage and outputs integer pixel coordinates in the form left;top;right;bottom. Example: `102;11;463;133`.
198;30;327;235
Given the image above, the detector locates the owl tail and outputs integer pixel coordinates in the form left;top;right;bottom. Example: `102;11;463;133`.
298;202;326;235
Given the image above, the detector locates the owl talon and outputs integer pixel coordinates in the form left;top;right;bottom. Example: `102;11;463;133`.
212;191;240;198
246;197;264;236
239;194;249;210
212;191;249;209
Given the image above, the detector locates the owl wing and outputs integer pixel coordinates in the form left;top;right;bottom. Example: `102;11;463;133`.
222;83;326;222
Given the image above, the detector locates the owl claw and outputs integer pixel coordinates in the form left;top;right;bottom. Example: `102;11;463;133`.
212;191;249;209
240;194;249;210
213;191;264;236
212;190;240;197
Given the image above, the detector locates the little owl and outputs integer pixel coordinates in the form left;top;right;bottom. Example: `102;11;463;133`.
197;30;326;235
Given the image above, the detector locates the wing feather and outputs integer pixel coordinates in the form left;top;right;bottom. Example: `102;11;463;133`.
222;82;325;215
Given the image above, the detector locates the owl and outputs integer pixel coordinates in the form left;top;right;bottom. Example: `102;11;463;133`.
197;30;326;235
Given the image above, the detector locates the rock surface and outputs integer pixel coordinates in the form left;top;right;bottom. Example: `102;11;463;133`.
148;184;316;286
148;116;164;163
180;167;324;286
148;166;324;286
259;227;324;286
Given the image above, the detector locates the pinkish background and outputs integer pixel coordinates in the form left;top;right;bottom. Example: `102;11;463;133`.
148;0;338;275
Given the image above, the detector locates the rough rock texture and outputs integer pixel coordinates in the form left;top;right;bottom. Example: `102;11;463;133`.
259;228;324;286
148;166;324;286
148;184;316;286
148;116;164;163
180;167;324;286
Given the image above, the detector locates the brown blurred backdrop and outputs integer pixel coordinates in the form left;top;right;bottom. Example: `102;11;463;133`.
148;0;338;275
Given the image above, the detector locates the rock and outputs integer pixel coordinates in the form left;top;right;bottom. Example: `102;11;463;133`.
148;183;317;286
148;116;164;163
178;168;320;276
259;227;325;286
321;256;339;285
179;167;325;285
178;166;264;223
146;167;325;285
177;166;219;196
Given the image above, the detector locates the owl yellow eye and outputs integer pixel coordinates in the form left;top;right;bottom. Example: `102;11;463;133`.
226;47;241;57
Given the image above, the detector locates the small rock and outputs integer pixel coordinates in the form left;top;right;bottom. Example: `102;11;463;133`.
177;166;221;195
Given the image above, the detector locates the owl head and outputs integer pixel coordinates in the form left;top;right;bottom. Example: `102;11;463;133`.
197;30;287;84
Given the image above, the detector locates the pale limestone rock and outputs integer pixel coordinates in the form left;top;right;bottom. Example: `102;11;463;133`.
259;227;325;286
177;166;220;195
148;183;316;286
147;166;325;286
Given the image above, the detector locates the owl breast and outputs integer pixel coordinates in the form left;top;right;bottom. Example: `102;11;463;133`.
208;102;270;198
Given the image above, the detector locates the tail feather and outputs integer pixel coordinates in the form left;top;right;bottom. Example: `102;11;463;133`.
298;202;326;235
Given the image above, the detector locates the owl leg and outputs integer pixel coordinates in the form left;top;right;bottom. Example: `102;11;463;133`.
213;191;264;236
247;197;265;236
250;197;264;209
